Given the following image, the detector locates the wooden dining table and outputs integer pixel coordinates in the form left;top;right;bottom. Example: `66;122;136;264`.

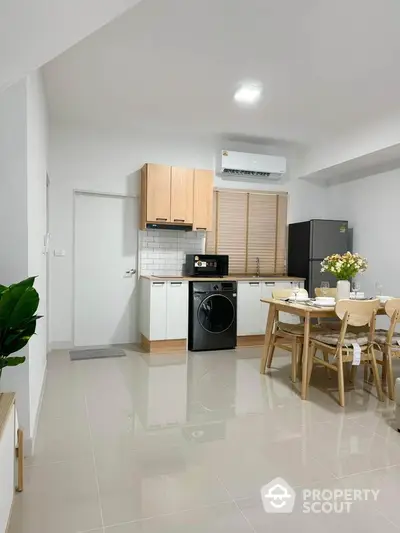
259;297;385;400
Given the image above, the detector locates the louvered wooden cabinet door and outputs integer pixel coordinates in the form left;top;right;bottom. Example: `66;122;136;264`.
217;191;247;274
247;194;277;275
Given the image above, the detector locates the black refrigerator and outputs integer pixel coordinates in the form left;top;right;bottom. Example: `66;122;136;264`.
288;219;350;295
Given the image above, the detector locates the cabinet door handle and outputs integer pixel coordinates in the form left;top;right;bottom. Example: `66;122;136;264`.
196;227;207;231
264;282;275;286
174;219;185;222
152;282;165;286
156;218;167;221
170;282;182;286
249;282;260;286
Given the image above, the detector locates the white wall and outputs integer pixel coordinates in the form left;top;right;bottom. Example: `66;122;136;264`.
26;71;48;438
48;126;328;345
0;79;30;437
327;169;400;298
0;72;48;452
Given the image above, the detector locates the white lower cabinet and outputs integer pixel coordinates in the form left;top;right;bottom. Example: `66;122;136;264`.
238;280;304;336
166;281;188;339
237;281;263;335
149;281;167;340
141;279;188;341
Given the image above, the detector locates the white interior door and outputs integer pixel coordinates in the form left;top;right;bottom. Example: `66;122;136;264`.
74;193;138;347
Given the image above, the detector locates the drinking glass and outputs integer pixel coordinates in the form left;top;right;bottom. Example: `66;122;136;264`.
375;281;383;297
320;281;330;297
292;282;300;302
352;281;361;300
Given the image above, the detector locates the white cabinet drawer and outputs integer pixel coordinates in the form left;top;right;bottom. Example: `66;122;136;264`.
166;281;188;340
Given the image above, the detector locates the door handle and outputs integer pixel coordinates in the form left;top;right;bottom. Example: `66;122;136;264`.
196;227;207;231
125;269;136;275
174;219;185;222
156;218;167;221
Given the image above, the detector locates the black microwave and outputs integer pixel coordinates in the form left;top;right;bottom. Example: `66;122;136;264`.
185;254;229;277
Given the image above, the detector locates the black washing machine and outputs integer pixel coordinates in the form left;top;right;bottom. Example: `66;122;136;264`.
188;281;237;351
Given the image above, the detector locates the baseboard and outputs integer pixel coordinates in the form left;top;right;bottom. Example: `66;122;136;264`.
49;341;74;351
29;365;47;456
141;334;186;353
237;335;265;347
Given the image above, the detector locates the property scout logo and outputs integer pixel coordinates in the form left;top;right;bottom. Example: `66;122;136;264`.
261;477;379;514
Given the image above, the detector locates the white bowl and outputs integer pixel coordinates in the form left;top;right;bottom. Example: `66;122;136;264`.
315;297;335;303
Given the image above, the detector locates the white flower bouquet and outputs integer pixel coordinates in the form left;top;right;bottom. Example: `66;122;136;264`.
320;252;368;280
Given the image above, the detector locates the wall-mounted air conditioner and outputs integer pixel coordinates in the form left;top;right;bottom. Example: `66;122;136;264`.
220;150;286;180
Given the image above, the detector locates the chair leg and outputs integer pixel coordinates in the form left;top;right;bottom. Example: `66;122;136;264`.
382;351;387;388
386;347;395;401
266;333;277;369
291;339;298;383
349;364;358;384
369;346;384;402
337;348;345;407
307;343;317;388
323;351;331;379
297;343;303;379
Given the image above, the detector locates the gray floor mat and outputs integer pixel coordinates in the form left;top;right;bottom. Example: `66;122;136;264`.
70;347;126;361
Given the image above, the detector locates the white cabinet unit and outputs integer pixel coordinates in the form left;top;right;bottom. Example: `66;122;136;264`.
166;281;188;339
140;278;188;342
238;280;304;336
149;281;167;340
237;281;263;335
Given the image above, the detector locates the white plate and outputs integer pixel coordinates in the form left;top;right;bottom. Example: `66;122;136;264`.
313;300;335;307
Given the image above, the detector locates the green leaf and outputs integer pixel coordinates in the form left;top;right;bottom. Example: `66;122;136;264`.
0;285;7;296
6;287;39;328
1;320;37;355
9;277;36;290
0;356;26;369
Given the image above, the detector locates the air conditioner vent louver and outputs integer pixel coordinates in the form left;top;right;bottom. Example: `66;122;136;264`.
222;168;271;177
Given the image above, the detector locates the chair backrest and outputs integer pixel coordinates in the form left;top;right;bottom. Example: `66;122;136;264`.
384;298;400;320
315;288;337;298
335;299;380;327
272;288;308;300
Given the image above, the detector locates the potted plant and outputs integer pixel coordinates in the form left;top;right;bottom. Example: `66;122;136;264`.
320;252;368;300
0;277;41;385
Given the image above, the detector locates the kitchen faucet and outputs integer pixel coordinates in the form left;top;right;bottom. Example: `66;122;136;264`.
255;257;260;277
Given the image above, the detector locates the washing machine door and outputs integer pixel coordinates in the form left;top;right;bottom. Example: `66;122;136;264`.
197;294;235;334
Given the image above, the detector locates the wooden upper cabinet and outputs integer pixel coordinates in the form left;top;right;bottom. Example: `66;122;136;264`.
170;167;194;224
193;169;214;231
143;164;171;225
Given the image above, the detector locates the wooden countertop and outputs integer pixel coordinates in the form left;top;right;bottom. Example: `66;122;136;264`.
141;275;305;282
0;393;15;440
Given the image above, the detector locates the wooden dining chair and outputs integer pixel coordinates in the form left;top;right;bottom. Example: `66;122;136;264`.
307;299;383;407
315;288;337;298
374;298;400;400
266;288;313;383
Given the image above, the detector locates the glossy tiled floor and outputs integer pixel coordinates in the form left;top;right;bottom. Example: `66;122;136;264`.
9;346;400;532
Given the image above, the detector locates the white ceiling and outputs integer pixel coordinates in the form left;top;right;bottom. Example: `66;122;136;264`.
0;0;142;92
44;0;400;147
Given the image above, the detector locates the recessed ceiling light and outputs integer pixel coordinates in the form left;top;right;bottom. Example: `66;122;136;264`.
234;83;263;105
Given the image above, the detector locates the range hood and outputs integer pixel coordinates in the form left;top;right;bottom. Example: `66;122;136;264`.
146;223;193;231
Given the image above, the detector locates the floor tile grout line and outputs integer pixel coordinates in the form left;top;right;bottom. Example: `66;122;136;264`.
334;461;400;481
84;392;105;530
215;474;257;533
100;499;236;530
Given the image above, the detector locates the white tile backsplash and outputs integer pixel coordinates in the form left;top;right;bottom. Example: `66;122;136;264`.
139;230;205;276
